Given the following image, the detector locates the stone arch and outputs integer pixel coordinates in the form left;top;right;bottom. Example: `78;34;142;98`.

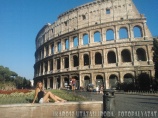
96;75;104;87
65;39;69;49
57;58;60;69
73;55;79;67
136;48;147;61
73;36;78;47
72;75;79;89
106;29;114;41
94;31;101;42
57;42;61;52
84;76;91;88
83;33;89;45
109;74;118;89
64;77;69;87
124;73;134;84
107;51;116;63
119;27;128;39
95;52;102;64
83;54;89;66
133;25;143;38
64;56;69;68
121;49;131;62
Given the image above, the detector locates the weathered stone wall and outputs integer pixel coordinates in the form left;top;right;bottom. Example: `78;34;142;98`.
0;101;102;118
34;0;154;90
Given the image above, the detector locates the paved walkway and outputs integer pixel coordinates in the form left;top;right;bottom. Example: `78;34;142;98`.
68;90;158;118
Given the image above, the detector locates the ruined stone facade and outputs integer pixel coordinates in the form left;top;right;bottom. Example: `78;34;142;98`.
34;0;154;89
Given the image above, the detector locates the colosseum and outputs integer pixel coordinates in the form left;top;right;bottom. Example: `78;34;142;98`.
34;0;154;90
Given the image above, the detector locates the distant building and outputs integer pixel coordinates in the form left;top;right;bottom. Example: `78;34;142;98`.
34;0;154;89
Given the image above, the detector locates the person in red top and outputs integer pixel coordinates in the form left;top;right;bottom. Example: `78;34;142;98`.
71;78;76;91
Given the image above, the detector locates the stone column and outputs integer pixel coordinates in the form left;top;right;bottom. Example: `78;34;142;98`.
116;47;121;66
44;46;46;58
54;41;57;54
104;73;109;89
43;62;45;75
89;30;93;45
103;49;107;67
132;46;138;66
90;51;94;68
79;74;84;88
91;73;96;88
39;63;41;76
43;78;45;89
61;39;64;52
143;21;147;39
78;33;82;48
147;45;153;64
103;29;106;42
60;57;63;71
115;26;119;41
49;44;51;56
79;53;83;69
69;36;73;49
53;77;57;89
47;78;50;89
129;24;133;41
69;54;72;70
53;58;56;71
48;60;50;73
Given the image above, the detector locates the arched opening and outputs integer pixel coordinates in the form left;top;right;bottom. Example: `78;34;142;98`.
46;46;49;56
95;52;102;64
106;29;114;41
136;48;147;61
109;75;118;89
119;27;128;39
94;31;101;42
44;61;48;72
65;39;69;50
57;77;60;89
73;76;79;89
57;58;60;70
64;57;69;68
50;60;53;71
133;26;142;38
121;49;131;62
124;73;133;84
57;42;61;52
50;78;53;89
64;77;69;88
51;44;54;54
83;34;89;45
73;36;78;47
96;75;103;87
107;51;116;63
84;54;89;66
84;76;91;88
73;55;79;67
44;78;47;89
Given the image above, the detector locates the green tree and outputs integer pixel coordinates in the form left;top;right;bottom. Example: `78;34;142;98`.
153;38;158;80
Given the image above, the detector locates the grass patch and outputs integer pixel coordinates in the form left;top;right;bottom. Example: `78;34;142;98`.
0;89;87;104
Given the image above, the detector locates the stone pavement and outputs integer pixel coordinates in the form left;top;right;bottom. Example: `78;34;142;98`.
70;90;158;118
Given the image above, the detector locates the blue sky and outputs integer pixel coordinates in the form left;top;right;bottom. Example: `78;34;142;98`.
0;0;157;80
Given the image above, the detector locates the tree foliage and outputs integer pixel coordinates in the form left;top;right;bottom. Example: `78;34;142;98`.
0;65;30;89
153;38;158;79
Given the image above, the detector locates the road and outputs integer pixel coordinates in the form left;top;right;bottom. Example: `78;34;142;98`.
73;91;158;118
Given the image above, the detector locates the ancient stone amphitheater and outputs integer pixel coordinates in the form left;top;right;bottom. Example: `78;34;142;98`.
34;0;154;90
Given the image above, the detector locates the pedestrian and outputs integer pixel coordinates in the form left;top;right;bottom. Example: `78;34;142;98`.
100;85;104;94
71;78;76;91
